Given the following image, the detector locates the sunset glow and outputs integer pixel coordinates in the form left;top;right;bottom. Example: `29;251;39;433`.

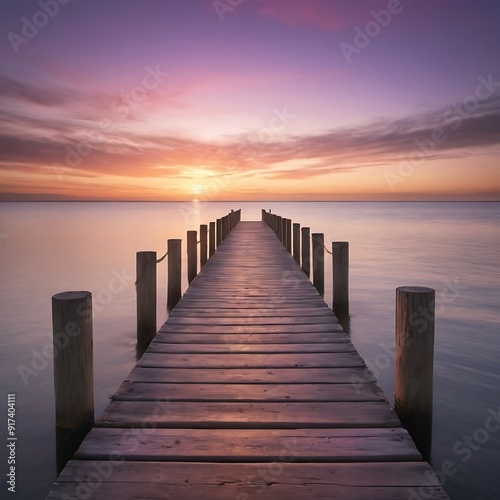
1;0;499;201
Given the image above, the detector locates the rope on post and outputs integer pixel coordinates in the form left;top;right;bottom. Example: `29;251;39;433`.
156;250;168;264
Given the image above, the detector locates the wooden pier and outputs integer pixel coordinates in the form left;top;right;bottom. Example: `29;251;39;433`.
47;219;448;499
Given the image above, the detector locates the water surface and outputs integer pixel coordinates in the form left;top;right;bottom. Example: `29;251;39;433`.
0;201;498;499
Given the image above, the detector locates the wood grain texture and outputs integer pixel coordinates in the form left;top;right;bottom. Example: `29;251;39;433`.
112;381;386;402
97;401;400;428
126;366;377;384
76;427;420;461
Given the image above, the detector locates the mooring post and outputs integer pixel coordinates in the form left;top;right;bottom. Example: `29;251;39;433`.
395;286;435;458
285;219;292;253
200;224;208;268
281;217;287;246
216;218;222;247
301;227;311;276
136;251;157;347
187;230;197;284
209;221;216;257
261;209;266;223
52;290;94;430
222;216;227;240
52;291;94;471
167;239;182;310
277;216;282;241
292;223;300;264
332;242;349;315
312;233;324;296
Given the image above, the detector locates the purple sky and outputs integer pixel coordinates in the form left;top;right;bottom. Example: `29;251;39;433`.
1;0;499;200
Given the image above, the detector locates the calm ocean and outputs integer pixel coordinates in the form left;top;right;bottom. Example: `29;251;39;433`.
0;201;499;499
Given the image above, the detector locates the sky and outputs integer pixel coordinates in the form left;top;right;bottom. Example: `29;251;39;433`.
0;0;499;201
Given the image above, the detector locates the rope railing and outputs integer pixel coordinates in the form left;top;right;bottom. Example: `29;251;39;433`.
156;250;168;264
307;235;333;254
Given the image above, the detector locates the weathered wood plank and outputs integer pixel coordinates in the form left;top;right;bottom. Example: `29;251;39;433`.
137;352;366;369
158;324;344;334
152;333;349;344
126;366;377;384
112;382;386;402
147;342;355;354
56;459;446;487
47;482;448;500
172;300;330;309
97;401;399;428
76;427;420;461
166;316;340;325
169;307;335;317
49;460;451;499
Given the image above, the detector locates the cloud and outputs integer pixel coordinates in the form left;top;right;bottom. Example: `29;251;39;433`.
234;95;500;180
1;86;499;188
0;76;82;107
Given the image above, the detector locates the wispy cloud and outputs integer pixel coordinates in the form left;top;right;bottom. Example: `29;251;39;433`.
1;71;499;191
224;95;500;181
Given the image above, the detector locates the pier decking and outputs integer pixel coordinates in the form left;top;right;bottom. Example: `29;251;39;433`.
47;221;449;499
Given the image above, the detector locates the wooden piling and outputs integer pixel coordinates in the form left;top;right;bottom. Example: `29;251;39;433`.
209;221;216;257
281;217;287;246
216;218;222;247
52;291;94;431
285;219;292;253
395;286;435;458
187;230;197;284
332;242;349;315
222;216;229;240
312;233;324;296
277;216;282;242
200;224;208;268
301;227;311;276
136;251;157;347
293;223;300;264
167;239;182;310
